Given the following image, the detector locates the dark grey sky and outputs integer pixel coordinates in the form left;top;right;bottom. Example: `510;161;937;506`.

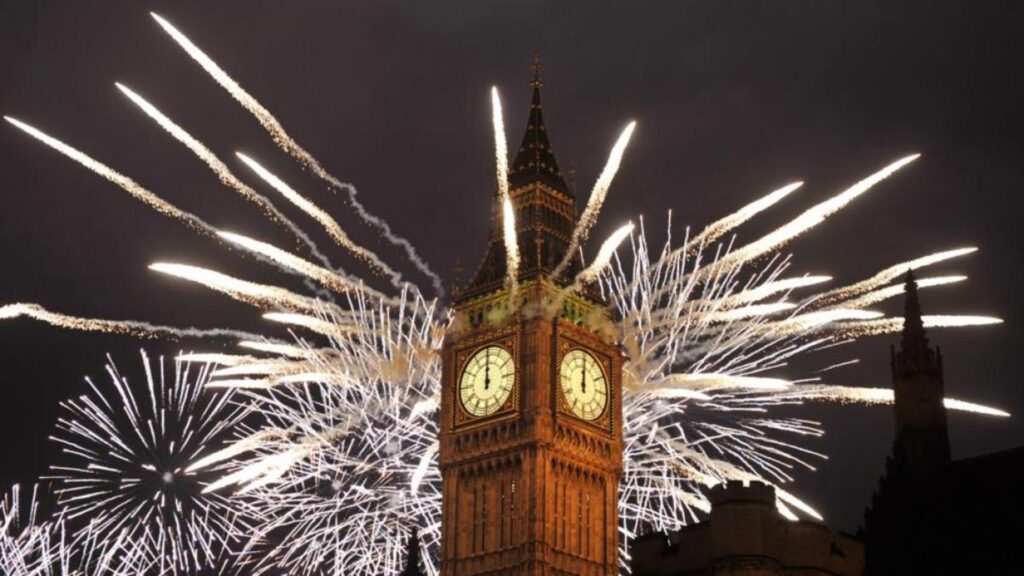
1;1;1022;534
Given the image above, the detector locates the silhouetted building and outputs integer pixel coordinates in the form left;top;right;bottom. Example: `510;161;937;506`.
861;272;1024;574
631;481;863;576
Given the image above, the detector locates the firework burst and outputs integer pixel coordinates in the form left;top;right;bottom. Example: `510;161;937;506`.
1;10;1009;576
1;484;156;575
47;351;254;574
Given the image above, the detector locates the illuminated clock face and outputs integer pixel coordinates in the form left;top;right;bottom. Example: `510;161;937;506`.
460;345;515;417
560;349;608;421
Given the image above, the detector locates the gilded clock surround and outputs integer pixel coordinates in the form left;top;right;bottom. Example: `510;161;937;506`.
450;330;520;429
460;345;516;417
557;340;613;428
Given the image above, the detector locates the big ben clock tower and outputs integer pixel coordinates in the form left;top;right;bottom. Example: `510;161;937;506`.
438;60;624;576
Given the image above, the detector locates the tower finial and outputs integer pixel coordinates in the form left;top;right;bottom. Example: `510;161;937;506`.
531;49;544;88
900;269;929;359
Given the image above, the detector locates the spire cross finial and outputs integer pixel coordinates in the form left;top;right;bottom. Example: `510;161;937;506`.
531;49;544;88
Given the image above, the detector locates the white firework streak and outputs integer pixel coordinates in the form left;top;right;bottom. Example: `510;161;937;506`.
115;82;340;275
235;153;405;289
574;222;636;285
711;154;920;271
150;12;444;296
3;116;214;236
490;88;520;294
46;351;258;574
815;246;977;305
832;275;966;310
149;262;331;313
3;115;338;294
553;121;637;278
684;182;804;251
0;303;266;341
759;385;1010;417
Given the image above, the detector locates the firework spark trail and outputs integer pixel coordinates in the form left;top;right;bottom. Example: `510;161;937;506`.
115;83;341;271
263;312;361;338
543;223;636;320
149;262;331;313
773;385;1011;417
837;314;1003;338
151;12;443;295
177;352;259;366
713;155;920;271
330;180;444;296
574;222;635;285
755;309;884;337
238;340;310;358
815;247;978;305
236;153;405;289
4;116;214;236
683;182;804;252
1;484;50;575
699;302;797;323
491;88;520;294
217;231;388;300
149;13;306;161
552;121;637;279
6;115;335;295
502;198;520;294
2;484;158;575
643;374;791;400
0;303;266;341
48;351;256;573
836;275;966;309
710;275;832;307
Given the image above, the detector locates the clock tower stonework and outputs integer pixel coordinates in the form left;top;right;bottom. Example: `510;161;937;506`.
439;64;624;575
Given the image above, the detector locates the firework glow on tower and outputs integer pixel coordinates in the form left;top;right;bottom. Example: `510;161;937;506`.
0;11;1010;576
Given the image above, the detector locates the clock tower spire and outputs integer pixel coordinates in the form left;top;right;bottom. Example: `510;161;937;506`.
438;62;624;575
458;55;582;302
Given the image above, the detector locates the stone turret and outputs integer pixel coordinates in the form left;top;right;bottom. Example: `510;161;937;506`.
631;481;863;576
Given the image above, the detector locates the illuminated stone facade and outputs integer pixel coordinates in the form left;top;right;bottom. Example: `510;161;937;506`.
438;62;624;575
630;481;864;576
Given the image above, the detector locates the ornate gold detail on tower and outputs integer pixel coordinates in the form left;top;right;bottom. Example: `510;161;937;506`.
530;50;544;89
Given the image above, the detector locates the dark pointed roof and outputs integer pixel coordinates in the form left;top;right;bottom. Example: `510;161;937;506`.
900;270;930;361
508;55;571;195
892;269;942;376
457;56;583;300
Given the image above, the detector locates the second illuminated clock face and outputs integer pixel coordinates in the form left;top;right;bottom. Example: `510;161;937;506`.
560;349;608;421
460;345;515;417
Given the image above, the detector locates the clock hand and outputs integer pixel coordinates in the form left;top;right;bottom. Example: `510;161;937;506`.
484;349;491;391
580;367;586;395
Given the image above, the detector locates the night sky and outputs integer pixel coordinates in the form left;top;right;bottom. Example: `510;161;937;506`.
2;1;1022;534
